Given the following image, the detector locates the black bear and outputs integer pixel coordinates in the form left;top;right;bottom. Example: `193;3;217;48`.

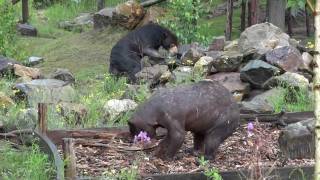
109;23;178;83
128;80;240;160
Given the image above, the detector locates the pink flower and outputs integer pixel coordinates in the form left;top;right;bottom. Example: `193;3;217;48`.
133;131;151;144
247;122;254;137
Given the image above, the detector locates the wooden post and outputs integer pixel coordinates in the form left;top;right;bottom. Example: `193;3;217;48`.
63;138;77;180
97;0;105;11
305;3;311;37
314;0;320;179
240;0;246;31
38;103;47;135
225;0;233;41
21;0;29;23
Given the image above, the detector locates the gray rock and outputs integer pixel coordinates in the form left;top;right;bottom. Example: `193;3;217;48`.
209;36;225;51
279;119;315;159
240;87;284;113
17;23;37;37
171;66;194;84
28;56;44;66
103;99;137;122
135;64;168;85
193;56;214;76
180;46;205;65
224;40;239;52
240;60;281;88
300;52;313;72
0;55;18;75
14;79;76;107
212;51;243;72
207;72;250;102
59;13;93;32
263;72;309;89
265;46;303;72
121;84;151;101
50;68;75;85
239;23;290;58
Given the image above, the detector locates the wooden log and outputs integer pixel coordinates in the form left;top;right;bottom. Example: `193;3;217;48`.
141;0;166;8
21;0;29;23
225;0;233;41
63;138;77;180
38;103;47;135
47;127;130;145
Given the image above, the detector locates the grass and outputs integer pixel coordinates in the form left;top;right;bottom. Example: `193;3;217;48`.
269;85;313;113
0;141;54;180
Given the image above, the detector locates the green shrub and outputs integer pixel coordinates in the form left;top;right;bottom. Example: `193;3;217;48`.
0;0;19;58
159;0;213;45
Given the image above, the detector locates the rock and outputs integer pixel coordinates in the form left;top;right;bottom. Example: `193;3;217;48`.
300;52;313;72
17;23;37;37
171;66;194;84
93;1;145;30
278;119;315;159
49;68;75;85
15;76;32;84
159;71;173;84
136;6;164;28
103;99;138;121
208;36;225;51
16;108;38;130
135;64;168;84
224;40;239;51
265;46;303;72
193;56;214;76
121;84;151;101
28;56;44;66
263;72;309;89
240;87;284;113
180;45;205;65
240;60;281;89
238;23;290;58
211;51;243;72
57;102;88;125
13;64;41;79
207;72;250;102
0;92;14;108
0;55;18;75
14;79;76;107
59;13;93;32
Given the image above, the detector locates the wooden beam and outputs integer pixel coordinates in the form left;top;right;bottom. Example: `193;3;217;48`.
62;138;77;180
38;103;48;135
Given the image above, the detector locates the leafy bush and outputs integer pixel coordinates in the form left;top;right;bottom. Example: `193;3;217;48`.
159;0;213;45
0;0;19;58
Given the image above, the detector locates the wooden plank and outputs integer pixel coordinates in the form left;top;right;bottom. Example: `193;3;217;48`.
38;103;48;135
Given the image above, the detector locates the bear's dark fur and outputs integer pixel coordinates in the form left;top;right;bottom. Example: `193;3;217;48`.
109;23;178;83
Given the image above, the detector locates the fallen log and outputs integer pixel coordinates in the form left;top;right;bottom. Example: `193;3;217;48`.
141;0;166;7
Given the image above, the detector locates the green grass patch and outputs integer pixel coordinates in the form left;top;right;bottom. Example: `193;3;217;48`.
0;141;54;180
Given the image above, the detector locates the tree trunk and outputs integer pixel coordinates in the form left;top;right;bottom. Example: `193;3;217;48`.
306;3;311;37
225;0;233;40
314;1;320;179
21;0;28;23
240;0;246;31
250;0;258;25
247;0;252;27
286;7;293;36
267;0;286;31
97;0;105;11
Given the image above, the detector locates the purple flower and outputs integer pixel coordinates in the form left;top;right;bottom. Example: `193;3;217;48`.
247;122;254;137
133;131;151;144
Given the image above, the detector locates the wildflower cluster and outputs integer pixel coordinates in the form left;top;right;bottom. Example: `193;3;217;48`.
133;131;151;144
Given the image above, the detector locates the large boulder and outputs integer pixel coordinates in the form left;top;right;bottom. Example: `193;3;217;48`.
207;72;250;102
263;72;309;89
240;87;284;113
93;1;145;30
238;23;290;58
135;64;168;85
180;46;206;65
17;23;37;37
193;56;214;76
279;119;315;159
240;60;281;88
265;46;303;72
14;79;77;107
136;6;164;28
